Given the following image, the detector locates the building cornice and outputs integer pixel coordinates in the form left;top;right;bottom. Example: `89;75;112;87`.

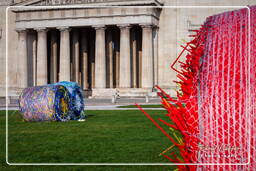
13;0;163;7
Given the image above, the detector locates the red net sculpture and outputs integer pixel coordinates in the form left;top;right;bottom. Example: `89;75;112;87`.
138;6;256;170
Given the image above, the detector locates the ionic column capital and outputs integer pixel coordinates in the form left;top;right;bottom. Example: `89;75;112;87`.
57;27;71;32
34;27;48;32
140;24;153;29
93;25;106;30
118;24;131;29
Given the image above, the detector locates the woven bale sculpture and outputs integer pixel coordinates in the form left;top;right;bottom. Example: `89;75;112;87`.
19;81;84;122
138;6;256;170
54;81;84;120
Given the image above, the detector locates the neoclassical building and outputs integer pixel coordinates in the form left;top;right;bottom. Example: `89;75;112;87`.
12;0;162;97
0;0;255;98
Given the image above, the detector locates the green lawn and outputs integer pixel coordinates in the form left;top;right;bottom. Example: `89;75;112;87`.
0;110;178;171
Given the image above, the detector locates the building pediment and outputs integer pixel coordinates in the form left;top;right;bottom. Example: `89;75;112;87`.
14;0;163;6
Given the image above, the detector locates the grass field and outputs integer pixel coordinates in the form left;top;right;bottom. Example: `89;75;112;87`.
0;110;179;171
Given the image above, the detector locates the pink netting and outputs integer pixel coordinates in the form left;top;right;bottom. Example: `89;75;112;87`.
197;7;253;170
139;6;256;171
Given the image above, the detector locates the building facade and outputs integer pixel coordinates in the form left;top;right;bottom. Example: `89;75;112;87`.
0;0;255;98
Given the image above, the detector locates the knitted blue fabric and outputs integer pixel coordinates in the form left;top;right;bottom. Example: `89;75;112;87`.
19;81;85;122
54;81;85;120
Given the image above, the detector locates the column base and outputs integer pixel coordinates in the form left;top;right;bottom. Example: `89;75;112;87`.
1;87;24;107
90;88;177;98
91;88;117;98
4;87;177;98
116;88;154;97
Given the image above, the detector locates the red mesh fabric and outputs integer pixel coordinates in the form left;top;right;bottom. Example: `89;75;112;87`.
197;7;251;170
139;6;256;171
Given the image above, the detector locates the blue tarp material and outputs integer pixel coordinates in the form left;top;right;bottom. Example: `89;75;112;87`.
19;81;85;122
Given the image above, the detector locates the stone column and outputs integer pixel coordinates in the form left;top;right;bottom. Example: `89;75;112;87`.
17;29;28;88
131;28;137;88
141;24;154;88
81;29;88;89
36;28;48;85
50;30;58;83
91;49;96;89
27;31;37;87
114;30;120;88
72;29;80;83
115;47;120;88
153;27;159;86
94;25;106;88
138;31;142;88
138;50;142;88
32;33;37;86
119;24;131;88
59;27;71;81
107;30;114;88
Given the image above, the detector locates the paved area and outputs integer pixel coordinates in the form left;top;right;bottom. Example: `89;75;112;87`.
0;97;164;110
86;97;161;105
1;106;165;111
